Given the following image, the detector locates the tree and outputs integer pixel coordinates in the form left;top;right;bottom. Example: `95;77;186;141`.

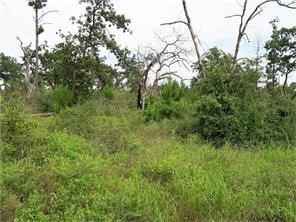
135;34;188;109
16;37;35;94
143;79;186;122
40;0;131;101
226;0;296;62
41;39;116;101
27;0;47;91
0;53;23;90
161;0;204;79
265;20;296;95
193;48;268;146
71;0;131;60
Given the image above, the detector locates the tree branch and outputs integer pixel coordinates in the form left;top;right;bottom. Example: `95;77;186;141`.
161;20;188;26
229;0;296;62
160;0;204;79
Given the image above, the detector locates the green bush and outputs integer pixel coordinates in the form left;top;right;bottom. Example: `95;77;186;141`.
51;86;73;113
0;103;29;144
0;102;34;160
93;116;140;154
101;85;114;100
54;101;97;138
53;102;140;154
143;80;187;122
35;89;52;112
36;86;73;113
191;48;271;146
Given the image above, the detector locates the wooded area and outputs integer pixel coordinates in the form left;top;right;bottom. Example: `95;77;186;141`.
1;0;296;221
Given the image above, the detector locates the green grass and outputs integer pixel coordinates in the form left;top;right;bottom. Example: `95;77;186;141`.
1;102;296;221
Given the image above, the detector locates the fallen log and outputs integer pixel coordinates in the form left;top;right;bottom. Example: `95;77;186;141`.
28;112;55;117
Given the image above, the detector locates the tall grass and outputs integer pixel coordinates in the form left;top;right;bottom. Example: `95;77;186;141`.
1;99;295;221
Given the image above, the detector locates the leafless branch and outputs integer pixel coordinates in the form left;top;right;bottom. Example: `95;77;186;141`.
136;33;189;109
40;22;54;26
243;33;250;42
38;10;58;22
228;0;296;62
225;14;241;18
16;37;34;95
161;20;188;26
160;0;204;79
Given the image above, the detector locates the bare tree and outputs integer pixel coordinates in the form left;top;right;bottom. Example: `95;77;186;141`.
136;34;189;109
226;0;296;62
28;0;57;91
161;0;204;78
17;37;34;95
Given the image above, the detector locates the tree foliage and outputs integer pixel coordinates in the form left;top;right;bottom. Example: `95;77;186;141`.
40;0;131;101
72;0;130;59
0;53;23;90
143;80;186;122
265;20;296;95
192;48;295;146
41;40;116;101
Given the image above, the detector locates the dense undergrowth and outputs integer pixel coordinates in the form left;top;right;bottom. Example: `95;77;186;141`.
1;92;295;222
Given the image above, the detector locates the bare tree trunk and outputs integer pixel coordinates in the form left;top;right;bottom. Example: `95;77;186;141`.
137;81;143;109
283;72;289;95
227;0;296;62
34;7;39;91
233;0;248;62
141;67;151;110
17;37;34;95
181;0;204;77
161;0;204;79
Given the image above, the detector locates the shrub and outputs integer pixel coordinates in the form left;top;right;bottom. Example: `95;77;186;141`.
35;89;52;112
191;48;271;146
101;85;114;100
51;86;73;113
265;95;296;145
143;80;187;122
0;102;33;160
54;101;97;138
93;116;140;154
36;86;73;113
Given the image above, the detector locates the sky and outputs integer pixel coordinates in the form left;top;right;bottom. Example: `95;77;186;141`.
0;0;295;81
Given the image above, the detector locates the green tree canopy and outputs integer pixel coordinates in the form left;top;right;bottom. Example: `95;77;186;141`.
265;20;296;95
0;53;23;90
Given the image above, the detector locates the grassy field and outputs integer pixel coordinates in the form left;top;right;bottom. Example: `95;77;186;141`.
1;99;296;221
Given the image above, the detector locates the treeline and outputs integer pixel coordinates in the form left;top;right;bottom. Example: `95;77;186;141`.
1;0;296;147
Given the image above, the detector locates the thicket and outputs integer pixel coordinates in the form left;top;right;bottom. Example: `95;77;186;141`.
192;49;295;146
143;80;188;122
35;86;74;113
141;48;296;147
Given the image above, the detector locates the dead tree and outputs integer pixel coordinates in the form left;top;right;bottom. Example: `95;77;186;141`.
17;37;35;95
28;0;57;91
136;34;189;110
161;0;204;78
226;0;296;62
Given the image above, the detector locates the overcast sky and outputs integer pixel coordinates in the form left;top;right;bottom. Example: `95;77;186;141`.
0;0;295;81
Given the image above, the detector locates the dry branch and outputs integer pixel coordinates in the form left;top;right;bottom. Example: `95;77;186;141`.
227;0;296;62
161;0;204;78
17;36;34;95
136;34;189;109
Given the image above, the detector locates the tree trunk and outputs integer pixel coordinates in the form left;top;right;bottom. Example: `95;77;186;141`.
283;72;289;95
137;81;143;109
182;0;204;77
34;7;39;91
